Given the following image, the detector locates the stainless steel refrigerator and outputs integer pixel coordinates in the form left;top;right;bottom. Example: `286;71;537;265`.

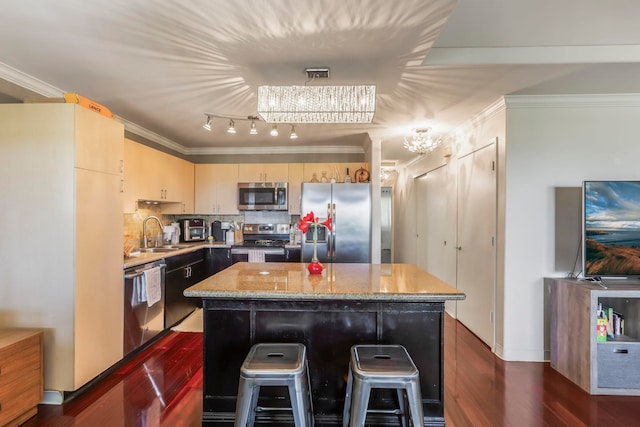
301;183;371;263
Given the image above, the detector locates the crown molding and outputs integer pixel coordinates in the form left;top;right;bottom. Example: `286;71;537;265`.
504;93;640;108
187;145;364;156
0;61;64;97
118;117;189;154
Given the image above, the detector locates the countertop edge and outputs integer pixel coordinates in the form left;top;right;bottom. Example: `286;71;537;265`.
184;289;465;301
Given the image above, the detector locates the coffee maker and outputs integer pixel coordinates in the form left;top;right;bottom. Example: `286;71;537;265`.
211;220;224;242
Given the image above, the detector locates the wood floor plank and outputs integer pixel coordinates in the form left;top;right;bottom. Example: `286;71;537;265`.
20;316;640;426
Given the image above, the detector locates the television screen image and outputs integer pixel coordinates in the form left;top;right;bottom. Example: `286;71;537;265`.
584;181;640;277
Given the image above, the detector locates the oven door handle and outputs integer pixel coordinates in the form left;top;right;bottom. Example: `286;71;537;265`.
124;263;167;279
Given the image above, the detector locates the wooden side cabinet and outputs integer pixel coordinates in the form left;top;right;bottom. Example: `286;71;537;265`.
548;278;640;395
0;329;43;427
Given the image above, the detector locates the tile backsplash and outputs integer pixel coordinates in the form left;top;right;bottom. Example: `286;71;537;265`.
124;203;299;247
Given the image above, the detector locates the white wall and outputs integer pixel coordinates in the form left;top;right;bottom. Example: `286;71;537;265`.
394;101;507;349
502;94;640;361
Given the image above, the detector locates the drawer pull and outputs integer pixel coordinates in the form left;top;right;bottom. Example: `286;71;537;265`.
614;348;629;354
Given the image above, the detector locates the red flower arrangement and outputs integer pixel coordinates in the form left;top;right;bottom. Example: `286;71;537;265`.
299;211;332;274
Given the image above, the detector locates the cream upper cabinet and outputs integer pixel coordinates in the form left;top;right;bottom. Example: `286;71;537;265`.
288;163;303;215
0;103;124;394
157;152;194;214
75;107;124;175
123;139;194;213
194;164;239;214
303;163;367;183
238;163;289;183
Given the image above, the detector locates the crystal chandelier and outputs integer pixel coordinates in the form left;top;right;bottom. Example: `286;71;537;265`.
257;68;375;123
257;85;376;123
403;128;441;155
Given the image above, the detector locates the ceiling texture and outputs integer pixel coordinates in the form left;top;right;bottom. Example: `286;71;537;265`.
1;0;640;165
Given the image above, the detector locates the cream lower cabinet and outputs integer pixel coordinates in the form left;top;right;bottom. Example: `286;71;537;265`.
123;139;194;213
195;164;239;214
0;103;124;396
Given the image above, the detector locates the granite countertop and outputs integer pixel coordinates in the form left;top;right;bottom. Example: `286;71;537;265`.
184;262;465;302
123;242;231;269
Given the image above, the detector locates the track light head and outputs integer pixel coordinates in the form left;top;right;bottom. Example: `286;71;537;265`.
203;115;212;131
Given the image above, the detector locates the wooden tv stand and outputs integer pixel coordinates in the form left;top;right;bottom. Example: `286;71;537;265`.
548;278;640;395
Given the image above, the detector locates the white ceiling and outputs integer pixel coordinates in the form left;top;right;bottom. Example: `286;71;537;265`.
1;0;640;164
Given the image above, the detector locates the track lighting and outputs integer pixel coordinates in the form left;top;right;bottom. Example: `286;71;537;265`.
202;115;212;131
201;113;296;138
227;119;236;134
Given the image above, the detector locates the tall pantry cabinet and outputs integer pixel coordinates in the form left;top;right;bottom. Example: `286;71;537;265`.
0;103;124;399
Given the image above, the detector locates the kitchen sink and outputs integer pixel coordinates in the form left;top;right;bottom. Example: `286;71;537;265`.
161;244;195;249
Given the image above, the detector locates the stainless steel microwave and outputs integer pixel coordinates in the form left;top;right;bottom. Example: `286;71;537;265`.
238;182;287;211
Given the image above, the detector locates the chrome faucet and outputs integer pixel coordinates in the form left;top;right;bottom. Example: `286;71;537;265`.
142;216;164;248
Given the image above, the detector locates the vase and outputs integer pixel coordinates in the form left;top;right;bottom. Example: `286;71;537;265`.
307;260;323;275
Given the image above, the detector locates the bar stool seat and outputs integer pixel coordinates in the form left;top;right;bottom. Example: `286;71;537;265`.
343;344;424;427
235;343;314;427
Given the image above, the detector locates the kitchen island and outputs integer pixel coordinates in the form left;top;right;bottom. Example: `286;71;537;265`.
185;262;464;426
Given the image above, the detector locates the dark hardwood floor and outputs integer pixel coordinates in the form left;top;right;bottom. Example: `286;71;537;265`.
21;315;640;426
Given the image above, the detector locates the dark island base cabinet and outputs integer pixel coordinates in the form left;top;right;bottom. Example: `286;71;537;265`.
201;298;445;426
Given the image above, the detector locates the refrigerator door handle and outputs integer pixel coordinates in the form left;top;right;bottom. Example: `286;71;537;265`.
332;203;337;258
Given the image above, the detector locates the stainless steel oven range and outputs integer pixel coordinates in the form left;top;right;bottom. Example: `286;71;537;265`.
230;223;290;263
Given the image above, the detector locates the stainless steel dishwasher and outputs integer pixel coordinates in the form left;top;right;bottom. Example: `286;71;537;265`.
123;260;166;356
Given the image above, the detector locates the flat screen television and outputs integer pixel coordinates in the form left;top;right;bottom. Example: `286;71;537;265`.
583;180;640;278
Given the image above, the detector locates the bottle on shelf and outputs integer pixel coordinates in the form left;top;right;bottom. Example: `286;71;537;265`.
344;168;352;183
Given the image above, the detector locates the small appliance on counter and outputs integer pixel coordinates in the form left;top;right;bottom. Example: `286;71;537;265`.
181;219;207;242
163;223;181;245
211;220;224;242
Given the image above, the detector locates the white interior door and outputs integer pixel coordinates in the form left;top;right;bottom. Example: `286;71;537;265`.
416;165;458;314
456;142;497;348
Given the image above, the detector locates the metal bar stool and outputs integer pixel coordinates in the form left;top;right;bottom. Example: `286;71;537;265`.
343;344;424;427
235;343;314;427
